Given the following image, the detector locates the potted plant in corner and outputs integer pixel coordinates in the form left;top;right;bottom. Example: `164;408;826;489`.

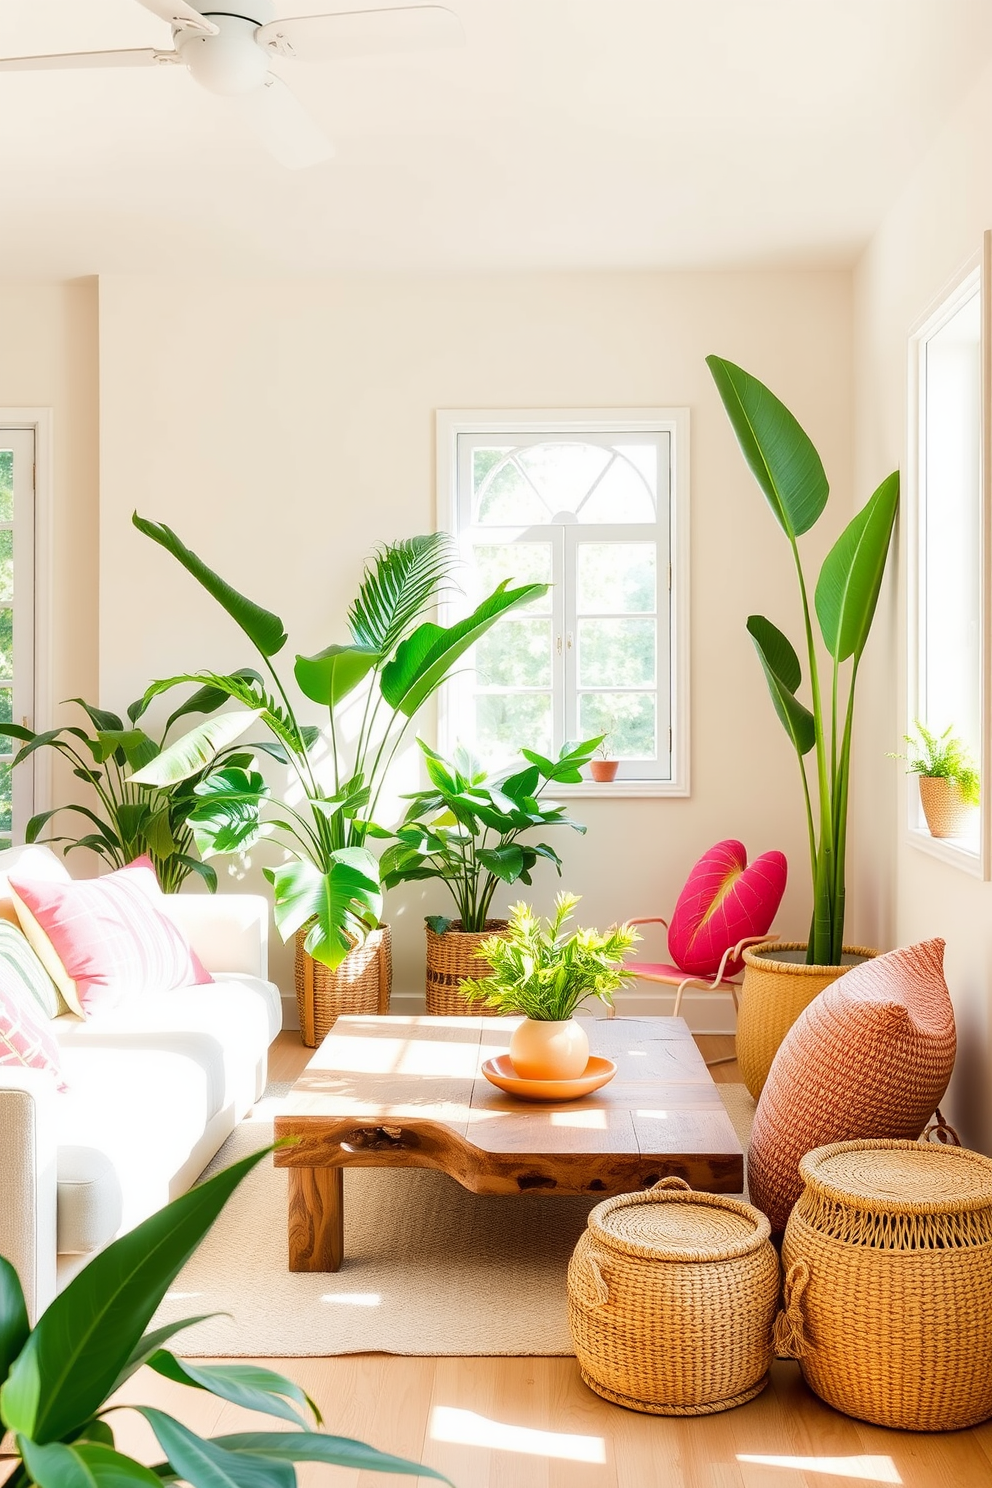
460;893;638;1080
893;721;980;838
380;736;601;1013
128;516;545;1045
706;355;899;1098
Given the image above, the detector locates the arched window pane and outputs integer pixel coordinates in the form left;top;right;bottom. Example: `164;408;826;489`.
476;455;548;524
578;454;654;523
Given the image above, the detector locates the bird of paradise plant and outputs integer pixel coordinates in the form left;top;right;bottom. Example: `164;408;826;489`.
706;355;899;966
129;516;546;969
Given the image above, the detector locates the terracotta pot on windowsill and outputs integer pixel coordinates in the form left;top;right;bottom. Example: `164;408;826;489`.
589;759;620;783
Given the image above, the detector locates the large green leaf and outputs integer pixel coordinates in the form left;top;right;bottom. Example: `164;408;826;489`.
706;355;829;539
746;615;816;756
147;1355;319;1429
129;712;263;788
160;670;264;736
133;516;288;658
137;1410;295;1488
211;1431;454;1484
109;1315;221;1396
189;769;269;858
0;1147;272;1444
348;533;456;657
19;1438;163;1488
67;700;124;733
815;471;899;663
264;850;382;969
93;730;159;772
294;645;377;707
381;581;547;718
0;1257;28;1389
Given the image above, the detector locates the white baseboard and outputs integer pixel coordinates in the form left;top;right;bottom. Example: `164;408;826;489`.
283;988;736;1036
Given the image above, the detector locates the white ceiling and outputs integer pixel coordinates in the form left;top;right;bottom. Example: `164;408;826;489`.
0;0;990;277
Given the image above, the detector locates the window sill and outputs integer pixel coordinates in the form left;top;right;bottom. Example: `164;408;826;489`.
550;779;690;799
907;825;984;878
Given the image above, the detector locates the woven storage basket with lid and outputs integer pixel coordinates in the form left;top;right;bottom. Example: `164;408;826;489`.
567;1177;780;1415
294;924;391;1048
425;920;506;1015
778;1139;992;1431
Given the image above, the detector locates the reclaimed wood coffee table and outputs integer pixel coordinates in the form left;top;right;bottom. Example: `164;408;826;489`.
273;1013;744;1271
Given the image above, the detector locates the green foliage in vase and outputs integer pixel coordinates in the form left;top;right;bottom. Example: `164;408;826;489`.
707;354;899;966
380;737;601;933
459;892;639;1020
892;721;980;806
0;683;261;892
0;1145;453;1488
129;517;546;969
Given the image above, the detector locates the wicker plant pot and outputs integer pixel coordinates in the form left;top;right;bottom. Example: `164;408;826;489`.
737;942;878;1100
568;1177;780;1416
294;923;391;1048
425;920;507;1015
778;1139;992;1431
919;775;974;838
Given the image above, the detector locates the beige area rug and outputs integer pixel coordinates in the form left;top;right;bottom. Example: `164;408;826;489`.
153;1081;757;1358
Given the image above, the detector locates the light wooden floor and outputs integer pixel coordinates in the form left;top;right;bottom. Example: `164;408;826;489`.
107;1030;992;1487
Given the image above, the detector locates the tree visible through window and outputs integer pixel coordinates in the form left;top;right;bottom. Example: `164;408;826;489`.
0;431;35;845
437;413;688;789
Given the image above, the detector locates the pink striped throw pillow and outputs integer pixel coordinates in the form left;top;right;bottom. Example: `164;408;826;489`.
9;857;212;1018
0;954;65;1088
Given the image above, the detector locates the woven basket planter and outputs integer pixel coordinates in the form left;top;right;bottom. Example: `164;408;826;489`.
294;923;391;1048
919;775;974;838
778;1139;992;1431
424;920;507;1016
567;1177;780;1415
737;942;878;1099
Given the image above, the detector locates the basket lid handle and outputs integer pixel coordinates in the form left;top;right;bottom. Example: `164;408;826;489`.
650;1176;692;1192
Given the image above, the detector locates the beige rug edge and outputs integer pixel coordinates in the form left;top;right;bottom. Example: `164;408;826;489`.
153;1082;756;1359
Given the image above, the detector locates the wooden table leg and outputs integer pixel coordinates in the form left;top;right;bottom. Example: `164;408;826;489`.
288;1166;344;1272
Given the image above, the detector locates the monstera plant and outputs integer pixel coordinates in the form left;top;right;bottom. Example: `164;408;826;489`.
0;1145;451;1487
129;516;545;968
707;355;899;966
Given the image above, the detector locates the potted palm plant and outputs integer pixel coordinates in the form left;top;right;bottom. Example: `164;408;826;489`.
460;894;638;1080
706;355;899;1096
129;517;545;1044
0;1143;450;1486
380;736;600;1013
0;681;258;891
893;721;980;838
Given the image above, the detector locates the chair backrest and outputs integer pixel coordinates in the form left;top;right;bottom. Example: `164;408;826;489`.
668;839;787;978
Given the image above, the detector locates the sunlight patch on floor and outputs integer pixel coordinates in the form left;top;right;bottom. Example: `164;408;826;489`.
737;1455;902;1484
431;1407;606;1463
320;1292;381;1307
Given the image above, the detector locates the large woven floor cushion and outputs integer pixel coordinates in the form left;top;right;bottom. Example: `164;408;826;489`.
668;839;787;977
748;938;956;1233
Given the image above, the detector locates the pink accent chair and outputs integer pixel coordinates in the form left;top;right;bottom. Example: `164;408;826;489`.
628;840;787;1057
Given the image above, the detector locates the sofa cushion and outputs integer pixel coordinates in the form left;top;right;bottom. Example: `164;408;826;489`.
747;937;957;1233
0;918;63;1020
0;950;66;1089
53;975;281;1119
57;1146;123;1255
668;839;787;977
0;844;70;930
10;858;213;1018
56;1043;218;1235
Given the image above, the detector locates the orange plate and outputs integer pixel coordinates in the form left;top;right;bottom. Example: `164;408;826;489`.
481;1054;617;1102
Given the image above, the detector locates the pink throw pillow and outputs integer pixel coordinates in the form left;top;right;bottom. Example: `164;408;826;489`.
748;938;957;1234
668;840;787;977
9;856;212;1018
0;957;65;1089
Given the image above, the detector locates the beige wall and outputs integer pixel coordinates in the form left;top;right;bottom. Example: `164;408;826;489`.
98;269;854;1017
0;280;99;817
852;54;992;1148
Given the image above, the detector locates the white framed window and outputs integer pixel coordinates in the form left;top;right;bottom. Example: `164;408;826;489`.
907;246;989;874
0;426;37;846
436;409;689;795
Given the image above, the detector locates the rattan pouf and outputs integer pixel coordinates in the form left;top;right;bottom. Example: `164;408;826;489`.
778;1139;992;1431
567;1177;780;1415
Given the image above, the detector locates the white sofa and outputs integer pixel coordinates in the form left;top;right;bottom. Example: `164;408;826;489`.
0;846;282;1320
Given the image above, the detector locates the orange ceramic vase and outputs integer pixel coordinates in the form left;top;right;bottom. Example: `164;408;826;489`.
509;1017;590;1080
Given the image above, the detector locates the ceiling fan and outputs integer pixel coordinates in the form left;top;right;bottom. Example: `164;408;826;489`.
0;1;463;169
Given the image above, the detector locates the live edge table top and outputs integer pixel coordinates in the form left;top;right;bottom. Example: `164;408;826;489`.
273;1014;743;1198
